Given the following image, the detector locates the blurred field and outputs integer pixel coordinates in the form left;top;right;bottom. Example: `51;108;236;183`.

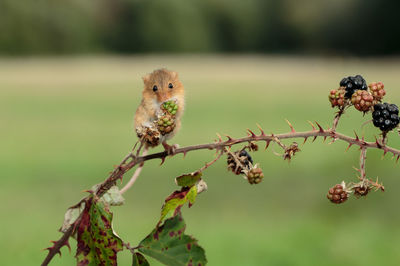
1;56;400;266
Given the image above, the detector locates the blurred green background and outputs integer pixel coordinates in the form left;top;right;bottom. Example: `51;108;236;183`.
2;57;400;265
2;0;400;266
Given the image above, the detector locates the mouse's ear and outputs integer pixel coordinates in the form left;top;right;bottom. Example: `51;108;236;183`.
142;73;151;84
170;70;179;80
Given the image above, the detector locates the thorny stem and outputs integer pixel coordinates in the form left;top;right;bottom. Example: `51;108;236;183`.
198;150;224;173
273;136;287;150
123;242;141;254
382;131;388;146
42;123;400;265
41;215;80;266
359;147;367;180
120;148;148;195
332;106;345;131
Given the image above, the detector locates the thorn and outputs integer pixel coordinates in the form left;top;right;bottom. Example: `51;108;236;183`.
315;121;324;132
312;136;317;142
307;120;316;131
323;136;327;142
285;119;296;133
328;137;336;145
303;137;308;144
353;166;361;173
247;129;257;138
397;155;400;163
182;151;187;159
345;143;353;152
354;131;359;141
375;136;382;148
160;156;166;165
224;134;233;141
265;140;271;150
383;147;388;157
216;133;222;142
65;240;71;252
256;123;265;136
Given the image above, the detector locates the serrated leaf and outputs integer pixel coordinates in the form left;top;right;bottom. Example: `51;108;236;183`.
76;196;123;266
175;172;202;187
139;213;207;266
132;252;150;266
160;186;197;222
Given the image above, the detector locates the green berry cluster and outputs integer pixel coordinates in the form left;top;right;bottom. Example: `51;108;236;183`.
246;167;264;185
162;100;178;115
157;115;176;135
156;100;179;135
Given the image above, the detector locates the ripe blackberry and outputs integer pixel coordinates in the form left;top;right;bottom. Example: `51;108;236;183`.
246;166;264;184
368;82;386;102
327;184;348;204
227;150;253;175
351;90;374;112
340;75;367;99
329;87;346;108
372;103;400;132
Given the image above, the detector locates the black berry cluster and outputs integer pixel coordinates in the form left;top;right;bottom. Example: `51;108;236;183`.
227;150;253;175
372;103;399;132
340;75;368;98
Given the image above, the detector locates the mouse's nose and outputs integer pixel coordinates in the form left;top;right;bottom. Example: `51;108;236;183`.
159;92;170;103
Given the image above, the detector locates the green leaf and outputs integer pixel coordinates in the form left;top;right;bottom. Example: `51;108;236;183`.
76;195;123;266
160;186;197;222
139;213;207;266
132;252;150;266
175;172;202;187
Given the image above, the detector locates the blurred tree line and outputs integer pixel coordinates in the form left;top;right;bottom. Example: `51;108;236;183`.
0;0;399;55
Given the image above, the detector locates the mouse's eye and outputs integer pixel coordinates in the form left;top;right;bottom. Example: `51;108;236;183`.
152;85;158;92
168;83;173;89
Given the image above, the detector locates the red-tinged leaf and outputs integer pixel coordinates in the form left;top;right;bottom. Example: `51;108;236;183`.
175;172;202;187
160;186;197;223
76;196;123;266
139;213;207;266
132;252;150;266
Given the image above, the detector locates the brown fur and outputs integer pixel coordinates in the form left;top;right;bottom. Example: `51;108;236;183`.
134;68;185;141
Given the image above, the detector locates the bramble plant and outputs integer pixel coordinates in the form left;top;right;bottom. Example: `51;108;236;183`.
43;75;399;265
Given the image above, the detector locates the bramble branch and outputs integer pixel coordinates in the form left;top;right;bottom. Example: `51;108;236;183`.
42;119;400;265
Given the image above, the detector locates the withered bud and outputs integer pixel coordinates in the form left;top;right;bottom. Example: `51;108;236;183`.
283;142;300;161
